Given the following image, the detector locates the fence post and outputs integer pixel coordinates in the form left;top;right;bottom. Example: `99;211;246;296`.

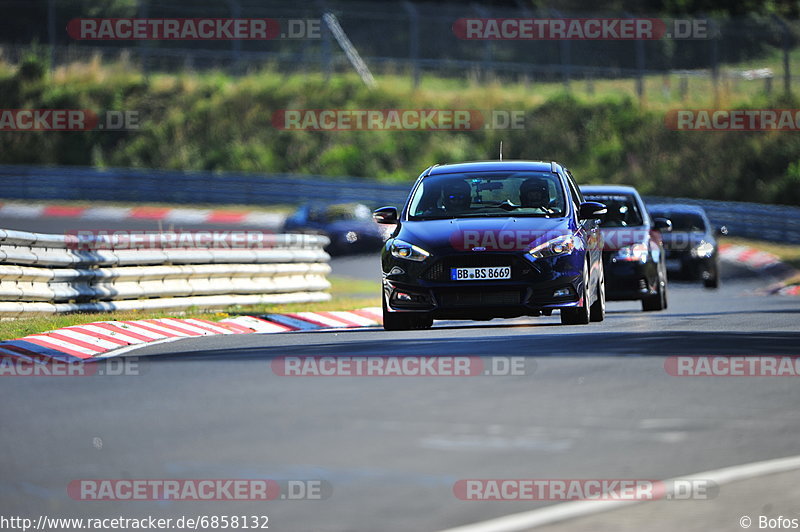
47;0;56;70
635;39;645;103
403;2;420;89
321;11;332;80
551;9;570;89
708;18;719;107
138;0;150;76
473;5;492;83
228;0;242;72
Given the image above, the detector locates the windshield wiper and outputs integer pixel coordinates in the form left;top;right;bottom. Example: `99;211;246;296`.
488;200;557;215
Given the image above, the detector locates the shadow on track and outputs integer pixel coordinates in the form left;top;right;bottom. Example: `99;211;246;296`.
143;330;800;363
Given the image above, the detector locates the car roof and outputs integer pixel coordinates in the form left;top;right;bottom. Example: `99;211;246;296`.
427;160;557;175
580;185;641;196
647;203;707;214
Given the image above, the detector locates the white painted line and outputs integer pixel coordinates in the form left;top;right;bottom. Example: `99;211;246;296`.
135;320;194;337
102;322;168;340
23;335;99;357
52;329;122;350
70;324;147;344
155;319;214;336
437;454;800;532
358;307;383;320
183;319;235;334
293;311;352;328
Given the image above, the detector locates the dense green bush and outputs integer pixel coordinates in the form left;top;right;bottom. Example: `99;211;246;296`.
1;65;800;205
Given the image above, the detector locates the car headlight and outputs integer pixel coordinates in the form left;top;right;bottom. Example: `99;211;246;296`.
614;243;648;262
691;241;715;258
391;239;430;262
529;235;575;259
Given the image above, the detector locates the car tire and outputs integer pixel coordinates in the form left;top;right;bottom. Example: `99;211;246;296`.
589;267;605;323
561;262;591;325
642;274;667;312
703;265;720;289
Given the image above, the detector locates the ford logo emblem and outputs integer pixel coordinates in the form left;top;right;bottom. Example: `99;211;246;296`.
472;246;486;251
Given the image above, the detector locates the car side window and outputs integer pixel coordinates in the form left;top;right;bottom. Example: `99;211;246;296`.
562;169;583;209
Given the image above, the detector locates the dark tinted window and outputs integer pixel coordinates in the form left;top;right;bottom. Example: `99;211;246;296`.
408;171;566;219
583;194;644;227
651;211;707;232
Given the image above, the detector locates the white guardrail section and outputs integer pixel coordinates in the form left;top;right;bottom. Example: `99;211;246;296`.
0;229;331;316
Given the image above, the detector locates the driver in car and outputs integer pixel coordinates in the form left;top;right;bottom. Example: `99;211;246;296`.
519;178;552;212
441;180;472;215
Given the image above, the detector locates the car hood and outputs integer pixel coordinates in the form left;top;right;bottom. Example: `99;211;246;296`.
397;217;574;253
326;220;383;236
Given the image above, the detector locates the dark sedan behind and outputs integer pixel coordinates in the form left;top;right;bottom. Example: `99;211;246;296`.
647;204;724;288
581;185;670;311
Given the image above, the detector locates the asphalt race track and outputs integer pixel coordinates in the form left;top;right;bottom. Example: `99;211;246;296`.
1;214;799;531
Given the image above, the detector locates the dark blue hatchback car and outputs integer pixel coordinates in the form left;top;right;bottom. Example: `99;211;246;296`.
373;161;608;330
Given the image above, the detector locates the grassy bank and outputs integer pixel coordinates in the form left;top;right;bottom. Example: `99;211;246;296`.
2;52;800;205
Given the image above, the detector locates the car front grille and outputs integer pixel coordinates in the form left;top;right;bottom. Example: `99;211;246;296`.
437;290;522;308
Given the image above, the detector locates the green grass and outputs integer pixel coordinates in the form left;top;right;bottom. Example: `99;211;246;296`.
0;275;381;340
3;43;800;205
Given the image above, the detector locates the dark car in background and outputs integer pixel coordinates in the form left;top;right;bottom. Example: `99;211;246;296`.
581;185;670;311
282;202;387;255
646;204;724;288
373;161;608;330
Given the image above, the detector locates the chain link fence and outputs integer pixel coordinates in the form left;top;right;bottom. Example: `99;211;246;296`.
2;1;799;98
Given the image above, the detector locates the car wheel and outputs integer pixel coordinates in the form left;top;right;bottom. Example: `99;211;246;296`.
561;262;591;325
589;266;605;323
703;265;720;289
642;273;667;312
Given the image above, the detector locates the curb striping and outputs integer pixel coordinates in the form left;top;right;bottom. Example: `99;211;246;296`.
719;243;799;296
718;243;782;271
0;201;285;227
0;308;382;363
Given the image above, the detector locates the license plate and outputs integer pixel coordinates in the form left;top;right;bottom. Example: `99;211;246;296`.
665;259;682;271
450;266;511;281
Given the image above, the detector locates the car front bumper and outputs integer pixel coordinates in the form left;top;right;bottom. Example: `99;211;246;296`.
382;251;587;320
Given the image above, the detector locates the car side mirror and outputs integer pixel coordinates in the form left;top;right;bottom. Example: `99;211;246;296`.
716;225;728;236
578;201;607;220
373;206;399;224
653;217;672;232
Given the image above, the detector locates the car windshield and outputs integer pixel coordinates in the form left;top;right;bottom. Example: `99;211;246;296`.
583;194;644;227
324;203;372;222
651;211;707;232
407;171;566;220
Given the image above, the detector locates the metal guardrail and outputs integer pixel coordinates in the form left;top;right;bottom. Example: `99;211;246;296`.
2;165;800;244
0;165;411;208
0;229;331;316
643;196;800;244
